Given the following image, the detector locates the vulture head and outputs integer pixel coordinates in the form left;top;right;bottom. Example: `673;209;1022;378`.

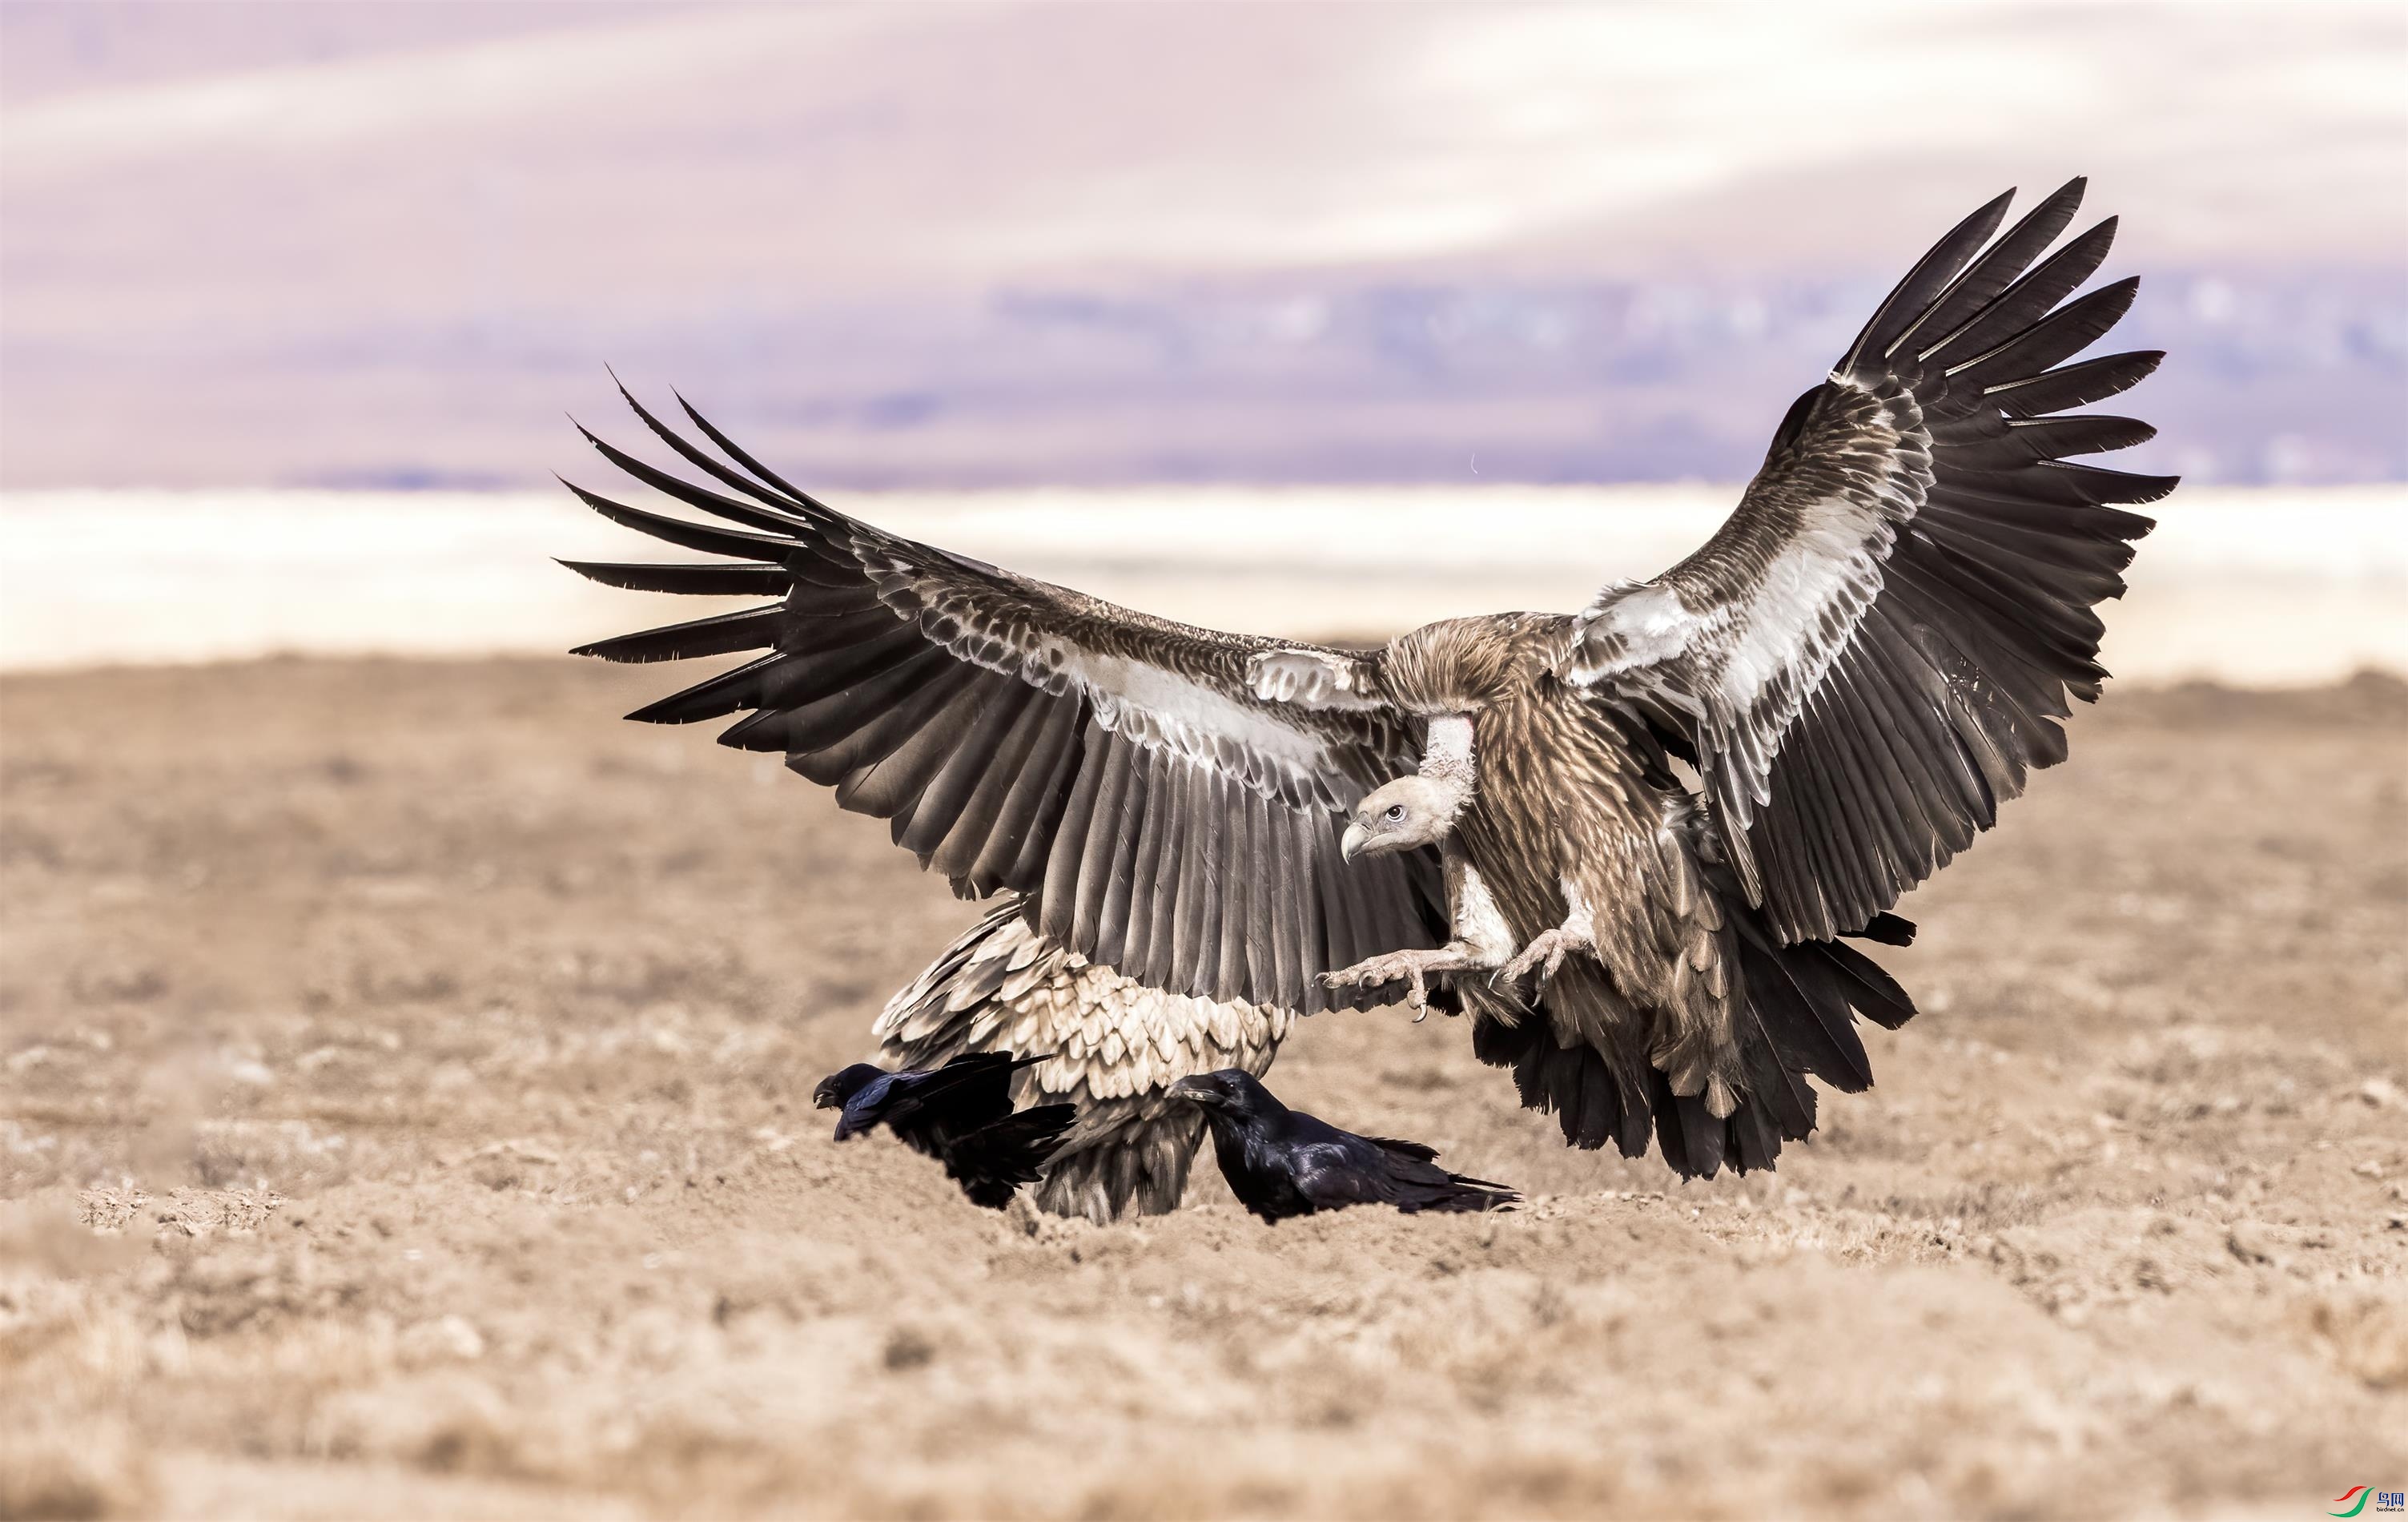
1341;774;1466;861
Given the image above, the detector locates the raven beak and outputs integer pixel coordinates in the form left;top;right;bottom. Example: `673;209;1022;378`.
1340;822;1368;863
1166;1077;1216;1106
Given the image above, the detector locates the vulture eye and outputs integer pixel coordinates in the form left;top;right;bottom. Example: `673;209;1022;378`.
1382;803;1407;823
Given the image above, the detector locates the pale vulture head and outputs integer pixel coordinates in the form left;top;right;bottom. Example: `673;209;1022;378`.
1341;774;1466;861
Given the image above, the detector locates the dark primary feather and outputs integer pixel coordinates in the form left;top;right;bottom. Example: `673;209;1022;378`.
814;1053;1076;1210
1171;1069;1517;1222
554;559;790;596
1569;177;2173;943
562;389;1449;1011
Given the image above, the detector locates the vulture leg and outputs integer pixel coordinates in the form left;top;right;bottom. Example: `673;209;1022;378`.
1320;944;1493;1021
1321;839;1519;1020
1495;924;1587;991
1493;876;1599;993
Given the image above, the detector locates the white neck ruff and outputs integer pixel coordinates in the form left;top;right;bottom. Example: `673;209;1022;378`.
1420;713;1477;799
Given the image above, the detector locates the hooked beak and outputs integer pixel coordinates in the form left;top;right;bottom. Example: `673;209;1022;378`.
1340;822;1368;863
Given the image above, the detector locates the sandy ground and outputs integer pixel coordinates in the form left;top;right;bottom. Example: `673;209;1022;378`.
2;657;2405;1520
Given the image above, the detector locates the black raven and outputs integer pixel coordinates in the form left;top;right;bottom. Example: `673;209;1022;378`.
1167;1069;1517;1222
813;1053;1075;1209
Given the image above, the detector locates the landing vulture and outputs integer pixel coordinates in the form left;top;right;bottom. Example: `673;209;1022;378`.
567;178;2169;1194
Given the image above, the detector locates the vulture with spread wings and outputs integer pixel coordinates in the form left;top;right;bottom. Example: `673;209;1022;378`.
566;179;2170;1200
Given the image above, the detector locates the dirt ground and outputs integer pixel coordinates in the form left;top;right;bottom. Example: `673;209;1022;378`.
2;656;2404;1520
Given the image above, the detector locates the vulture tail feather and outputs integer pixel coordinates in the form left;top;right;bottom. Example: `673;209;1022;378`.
1615;892;1897;1182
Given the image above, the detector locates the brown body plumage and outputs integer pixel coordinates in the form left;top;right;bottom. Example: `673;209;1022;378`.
1403;622;1742;1107
1334;614;1818;1167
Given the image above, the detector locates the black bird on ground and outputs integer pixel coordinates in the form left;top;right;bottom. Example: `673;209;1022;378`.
814;1053;1077;1209
1168;1069;1518;1223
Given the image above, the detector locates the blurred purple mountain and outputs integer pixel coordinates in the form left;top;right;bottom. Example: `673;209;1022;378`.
4;1;2402;489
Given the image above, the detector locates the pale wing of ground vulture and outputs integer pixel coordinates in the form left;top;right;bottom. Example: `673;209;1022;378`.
870;897;1296;1221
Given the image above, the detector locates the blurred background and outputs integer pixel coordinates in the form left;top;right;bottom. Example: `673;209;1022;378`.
4;6;2406;1520
2;0;2403;674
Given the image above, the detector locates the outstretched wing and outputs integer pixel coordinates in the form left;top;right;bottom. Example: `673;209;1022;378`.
1564;179;2173;942
564;385;1441;1010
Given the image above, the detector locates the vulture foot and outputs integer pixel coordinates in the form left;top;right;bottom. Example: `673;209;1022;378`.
1494;924;1592;993
1320;947;1477;1021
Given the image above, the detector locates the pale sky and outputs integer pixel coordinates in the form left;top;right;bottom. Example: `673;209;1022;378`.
7;1;2402;292
2;1;2401;487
